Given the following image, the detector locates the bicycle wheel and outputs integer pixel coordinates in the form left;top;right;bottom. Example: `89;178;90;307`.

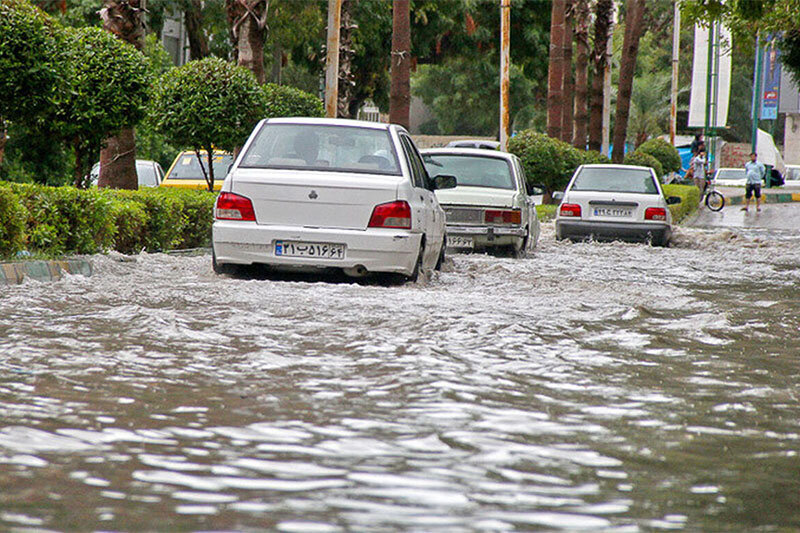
705;190;725;211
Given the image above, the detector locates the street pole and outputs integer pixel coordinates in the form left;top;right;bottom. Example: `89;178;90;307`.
751;32;763;154
500;0;511;151
325;0;342;118
669;0;680;146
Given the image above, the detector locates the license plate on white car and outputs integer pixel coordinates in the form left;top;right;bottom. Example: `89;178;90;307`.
275;241;345;259
447;236;474;249
594;207;633;218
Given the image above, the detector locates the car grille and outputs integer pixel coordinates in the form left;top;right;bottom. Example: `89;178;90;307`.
443;207;483;224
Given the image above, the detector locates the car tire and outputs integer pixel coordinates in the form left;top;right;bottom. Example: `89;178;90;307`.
407;244;424;283
434;239;445;271
212;247;236;275
511;235;528;259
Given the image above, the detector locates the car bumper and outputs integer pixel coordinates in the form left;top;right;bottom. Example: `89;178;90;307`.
555;219;671;244
212;221;422;275
446;224;527;248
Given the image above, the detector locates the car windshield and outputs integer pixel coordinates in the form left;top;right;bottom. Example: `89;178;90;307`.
168;153;233;180
716;169;746;180
135;162;159;186
239;124;401;175
571;167;658;194
422;154;514;190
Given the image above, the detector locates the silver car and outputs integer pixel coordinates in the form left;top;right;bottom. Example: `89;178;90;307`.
421;148;540;258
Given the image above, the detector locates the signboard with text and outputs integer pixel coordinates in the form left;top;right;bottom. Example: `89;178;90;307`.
761;36;781;119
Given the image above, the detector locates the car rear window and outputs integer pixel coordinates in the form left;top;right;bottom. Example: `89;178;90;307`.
571;167;658;194
715;169;746;180
422;154;514;190
168;153;233;180
239;124;401;175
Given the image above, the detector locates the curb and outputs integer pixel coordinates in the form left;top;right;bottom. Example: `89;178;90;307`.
0;259;92;286
724;192;800;205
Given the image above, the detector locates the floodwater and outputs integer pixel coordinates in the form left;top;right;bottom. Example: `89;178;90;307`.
1;225;799;531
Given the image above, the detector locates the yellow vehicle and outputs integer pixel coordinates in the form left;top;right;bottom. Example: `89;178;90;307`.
160;150;234;191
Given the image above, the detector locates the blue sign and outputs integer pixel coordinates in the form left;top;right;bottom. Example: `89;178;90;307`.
761;37;781;120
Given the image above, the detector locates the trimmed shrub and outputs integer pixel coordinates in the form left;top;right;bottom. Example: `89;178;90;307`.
624;150;664;178
663;184;700;223
263;83;324;118
638;138;681;174
508;130;582;196
582;150;611;165
0;184;27;257
0;183;216;258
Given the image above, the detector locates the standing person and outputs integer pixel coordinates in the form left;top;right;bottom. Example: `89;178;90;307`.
691;148;707;192
743;152;765;212
690;133;704;155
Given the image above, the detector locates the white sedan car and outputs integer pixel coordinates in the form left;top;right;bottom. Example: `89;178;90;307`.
212;118;455;281
421;148;540;258
555;164;681;247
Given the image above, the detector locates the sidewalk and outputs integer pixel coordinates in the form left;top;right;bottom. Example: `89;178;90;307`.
0;259;92;286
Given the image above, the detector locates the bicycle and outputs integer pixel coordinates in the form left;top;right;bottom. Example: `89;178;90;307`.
701;172;725;211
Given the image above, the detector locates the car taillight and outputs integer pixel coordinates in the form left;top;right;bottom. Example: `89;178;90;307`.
484;209;522;225
215;192;256;221
645;207;667;221
559;203;582;217
368;201;412;229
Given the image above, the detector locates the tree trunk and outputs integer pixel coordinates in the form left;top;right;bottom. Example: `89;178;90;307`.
98;0;146;190
389;0;411;129
547;0;566;140
611;0;646;164
572;0;590;148
587;0;612;152
184;0;210;60
271;44;282;84
226;0;270;84
337;0;356;118
560;1;574;143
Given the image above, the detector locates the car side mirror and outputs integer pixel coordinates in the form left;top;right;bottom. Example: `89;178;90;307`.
432;174;457;190
552;191;565;203
526;182;545;196
666;195;681;205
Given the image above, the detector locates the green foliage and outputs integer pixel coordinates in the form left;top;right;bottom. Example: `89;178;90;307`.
262;83;324;118
637;138;682;174
663;183;700;222
0;184;27;257
0;120;73;186
623;150;665;178
582;150;611;165
507;130;583;194
0;183;216;257
0;0;62;122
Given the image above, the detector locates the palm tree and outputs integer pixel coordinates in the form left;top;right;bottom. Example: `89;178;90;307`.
587;0;613;152
547;0;566;140
611;0;646;163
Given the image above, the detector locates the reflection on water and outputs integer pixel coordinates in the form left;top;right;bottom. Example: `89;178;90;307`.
1;226;799;531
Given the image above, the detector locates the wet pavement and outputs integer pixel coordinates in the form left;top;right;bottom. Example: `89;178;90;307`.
1;224;799;531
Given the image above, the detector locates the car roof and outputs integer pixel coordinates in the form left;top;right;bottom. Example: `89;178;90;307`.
265;117;393;131
580;163;652;171
420;147;513;160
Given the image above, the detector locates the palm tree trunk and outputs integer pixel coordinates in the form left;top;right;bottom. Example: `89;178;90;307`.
561;1;574;143
572;0;590;148
184;0;210;60
611;0;646;163
337;0;356;118
389;0;411;129
588;0;612;152
547;0;566;140
97;0;146;190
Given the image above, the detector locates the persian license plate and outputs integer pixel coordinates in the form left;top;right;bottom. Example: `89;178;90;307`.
447;235;474;249
274;240;345;259
593;207;633;218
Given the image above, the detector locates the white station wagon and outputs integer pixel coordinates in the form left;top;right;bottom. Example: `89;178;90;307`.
421;148;540;258
555;164;681;247
211;118;455;281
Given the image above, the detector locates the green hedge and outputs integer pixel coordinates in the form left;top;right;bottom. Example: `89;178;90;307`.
638;138;682;175
0;183;216;259
663;184;699;223
624;150;664;178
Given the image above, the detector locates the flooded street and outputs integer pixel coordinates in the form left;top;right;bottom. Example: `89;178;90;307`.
1;225;799;531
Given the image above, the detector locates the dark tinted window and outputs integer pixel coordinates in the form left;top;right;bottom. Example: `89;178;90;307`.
240;124;401;175
571;167;658;194
400;135;428;188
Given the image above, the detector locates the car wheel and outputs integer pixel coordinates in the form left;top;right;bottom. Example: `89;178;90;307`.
511;235;528;259
407;244;424;283
434;239;445;271
212;247;236;275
